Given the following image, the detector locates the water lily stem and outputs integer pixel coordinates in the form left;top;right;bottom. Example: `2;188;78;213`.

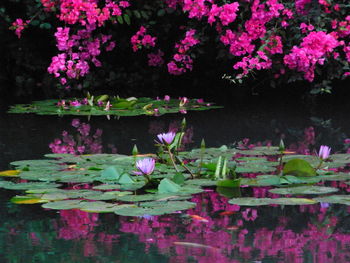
277;152;284;175
315;160;324;171
167;147;180;173
175;156;196;179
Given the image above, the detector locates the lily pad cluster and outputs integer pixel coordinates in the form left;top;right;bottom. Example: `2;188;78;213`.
7;96;221;116
1;144;350;216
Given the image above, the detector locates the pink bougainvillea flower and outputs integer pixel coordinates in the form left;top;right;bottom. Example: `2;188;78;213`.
318;145;331;159
135;158;155;175
157;132;176;145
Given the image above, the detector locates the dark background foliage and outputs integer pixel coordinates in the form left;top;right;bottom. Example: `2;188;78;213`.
1;0;350;107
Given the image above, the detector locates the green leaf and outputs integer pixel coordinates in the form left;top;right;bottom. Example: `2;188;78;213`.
216;179;240;188
269;186;339;195
123;14;131;25
229;197;317;206
100;166;123;180
158;178;181;194
283;159;316;177
172;173;185;185
116;15;124;24
114;201;196;216
42;200;83;210
118;173;135;184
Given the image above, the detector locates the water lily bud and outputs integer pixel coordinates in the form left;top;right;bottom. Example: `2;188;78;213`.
279;139;285;151
318;145;331;160
201;138;206;149
132;144;139;156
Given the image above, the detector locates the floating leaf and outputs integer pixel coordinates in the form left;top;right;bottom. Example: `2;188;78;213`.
8;98;221;117
114;201;196;216
185;179;217;187
78;201;129;213
158;178;181;194
0;170;20;177
118;173;135;184
92;184;122;190
269;186;339;195
172;173;185;185
283;159;316;177
216;179;240;188
100;166;123;180
229;197;317;206
10;195;48;204
42;200;83;210
0;181;62;190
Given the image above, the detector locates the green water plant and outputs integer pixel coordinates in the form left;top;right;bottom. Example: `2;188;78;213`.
1;132;350;216
8;96;221;117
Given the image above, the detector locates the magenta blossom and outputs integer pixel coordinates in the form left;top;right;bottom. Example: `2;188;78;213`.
135;158;155;175
157;132;176;145
70;100;81;107
318;145;331;159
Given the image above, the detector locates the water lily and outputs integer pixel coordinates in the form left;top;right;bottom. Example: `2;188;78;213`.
318;145;331;160
70;100;81;107
104;101;111;111
157;132;176;145
179;97;189;107
135;158;155;176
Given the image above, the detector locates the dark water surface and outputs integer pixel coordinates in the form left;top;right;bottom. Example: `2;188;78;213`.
1;101;350;263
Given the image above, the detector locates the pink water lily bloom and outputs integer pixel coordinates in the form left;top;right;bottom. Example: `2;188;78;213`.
157;132;176;145
318;145;331;159
135;158;155;175
104;101;111;111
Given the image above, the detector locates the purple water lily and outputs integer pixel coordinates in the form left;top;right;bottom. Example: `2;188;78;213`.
318;145;331;160
157;132;176;145
135;158;155;175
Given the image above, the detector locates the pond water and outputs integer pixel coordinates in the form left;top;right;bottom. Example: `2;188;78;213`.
1;101;350;263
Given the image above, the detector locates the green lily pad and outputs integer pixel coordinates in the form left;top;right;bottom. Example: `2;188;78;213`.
158;178;181;194
114;201;196;216
229;197;317;206
283;159;316;177
268;186;339;195
42;200;83;210
0;181;62;190
8;97;221;116
216;179;240;188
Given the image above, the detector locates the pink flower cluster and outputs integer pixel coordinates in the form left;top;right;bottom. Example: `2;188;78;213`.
180;0;240;27
167;29;199;75
48;24;115;85
42;0;129;26
49;118;103;154
131;26;157;52
208;2;239;26
147;49;164;67
284;31;339;81
10;18;29;38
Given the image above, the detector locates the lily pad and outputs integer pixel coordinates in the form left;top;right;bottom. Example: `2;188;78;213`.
268;186;339;195
0;181;62;190
8;97;221;116
229;197;317;206
114;201;196;216
10;195;48;204
42;200;83;210
283;159;316;177
0;170;21;177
